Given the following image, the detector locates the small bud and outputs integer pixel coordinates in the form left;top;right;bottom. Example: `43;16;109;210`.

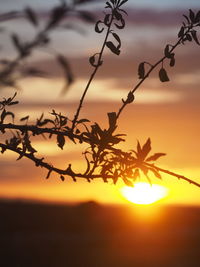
126;92;135;104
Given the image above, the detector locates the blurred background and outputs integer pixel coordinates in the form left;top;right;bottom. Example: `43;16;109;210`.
0;0;200;266
0;0;200;205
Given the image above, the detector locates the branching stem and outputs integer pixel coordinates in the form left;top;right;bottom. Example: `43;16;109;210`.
71;14;114;131
0;123;90;143
116;26;192;119
145;163;200;188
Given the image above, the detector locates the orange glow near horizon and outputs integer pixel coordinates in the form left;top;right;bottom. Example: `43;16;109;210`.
121;183;168;205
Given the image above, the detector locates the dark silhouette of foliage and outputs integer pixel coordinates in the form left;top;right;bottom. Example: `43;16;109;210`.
0;0;200;188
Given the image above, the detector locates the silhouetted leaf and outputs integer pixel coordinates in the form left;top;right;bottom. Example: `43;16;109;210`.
189;9;195;23
66;164;76;181
60;175;65;181
20;116;29;122
123;178;133;187
46;170;52;179
104;14;111;26
114;17;125;29
178;26;185;38
83;152;90;175
1;147;6;154
6;111;14;121
191;30;200;45
25;7;38;27
7;93;18;106
164;44;171;58
8;101;19;107
11;34;23;55
185;33;192;42
133;169;140;179
57;134;65;149
170;54;175;67
24;68;47;77
113;10;122;20
74;0;94;4
37;119;54;127
24;133;37;154
37;113;44;126
141;165;150;178
106;41;120;55
89;55;95;66
118;0;128;7
57;55;74;93
183;15;190;24
112;32;121;49
126;92;135;103
105;1;112;9
146;153;166;162
95;20;104;33
89;53;102;67
195;11;200;23
138;62;145;79
16;151;25;161
0;109;14;123
137;140;142;155
0;109;6;123
77;118;90;124
113;175;118;185
46;4;67;29
141;138;151;160
57;55;70;73
159;68;170;82
78;11;95;23
150;168;162;179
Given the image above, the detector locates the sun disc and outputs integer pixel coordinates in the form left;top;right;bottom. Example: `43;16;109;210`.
121;182;168;205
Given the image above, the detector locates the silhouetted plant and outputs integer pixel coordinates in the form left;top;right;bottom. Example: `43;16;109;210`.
0;0;200;187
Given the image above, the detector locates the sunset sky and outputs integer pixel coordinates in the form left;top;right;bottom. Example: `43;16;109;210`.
0;0;200;206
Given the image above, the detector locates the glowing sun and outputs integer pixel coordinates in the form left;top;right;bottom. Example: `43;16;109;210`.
121;182;168;205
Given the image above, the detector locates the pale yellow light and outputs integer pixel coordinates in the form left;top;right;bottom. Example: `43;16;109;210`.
121;182;168;205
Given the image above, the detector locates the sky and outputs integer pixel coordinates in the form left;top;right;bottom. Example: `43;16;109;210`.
0;0;200;206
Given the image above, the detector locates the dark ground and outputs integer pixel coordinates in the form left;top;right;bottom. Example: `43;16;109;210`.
0;200;200;267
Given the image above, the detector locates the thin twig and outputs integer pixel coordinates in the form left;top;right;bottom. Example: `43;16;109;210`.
0;123;90;143
1;141;199;187
116;26;193;119
0;142;112;180
71;14;114;131
145;162;200;188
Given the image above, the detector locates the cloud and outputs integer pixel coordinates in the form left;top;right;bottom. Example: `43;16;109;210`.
126;8;185;27
26;42;200;103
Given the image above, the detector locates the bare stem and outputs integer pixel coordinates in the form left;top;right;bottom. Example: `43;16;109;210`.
116;26;192;119
0;142;112;180
145;162;200;188
71;14;114;131
0;123;90;143
1;140;199;187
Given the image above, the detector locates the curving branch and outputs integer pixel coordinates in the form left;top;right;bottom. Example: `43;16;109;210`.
145;163;200;188
72;0;126;130
0;1;200;189
116;12;200;120
0;123;90;144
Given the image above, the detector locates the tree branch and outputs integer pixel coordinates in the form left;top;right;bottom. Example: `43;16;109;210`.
71;13;115;131
145;162;200;188
116;21;198;120
0;123;90;144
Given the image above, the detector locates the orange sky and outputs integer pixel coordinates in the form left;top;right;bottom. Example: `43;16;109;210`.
0;0;200;205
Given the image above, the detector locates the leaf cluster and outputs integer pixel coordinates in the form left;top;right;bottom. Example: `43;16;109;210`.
89;0;127;67
0;2;200;188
